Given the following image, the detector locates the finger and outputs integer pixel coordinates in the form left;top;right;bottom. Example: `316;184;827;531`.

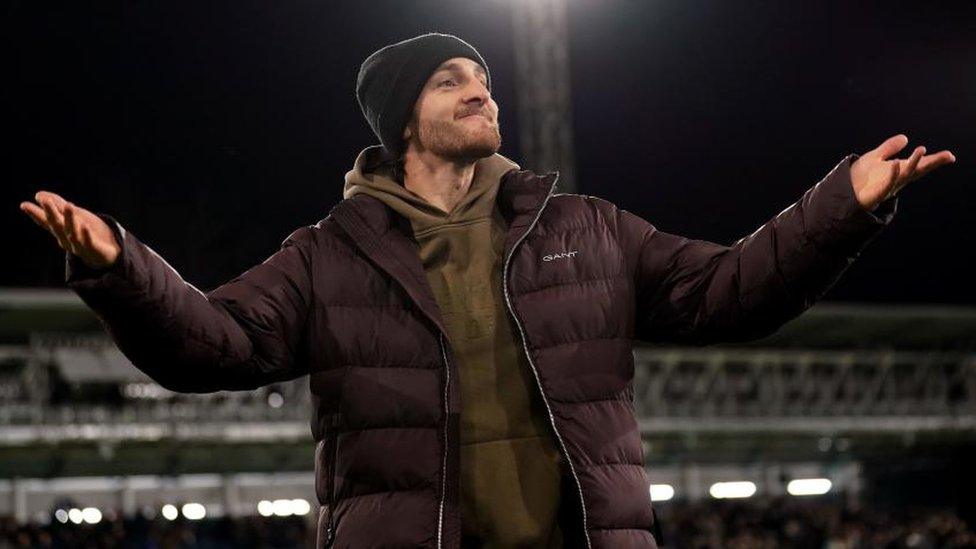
912;150;956;179
872;134;909;161
890;147;924;196
902;146;925;181
36;193;66;222
36;192;75;236
64;202;84;248
23;201;70;246
886;161;901;199
41;199;72;252
35;191;68;212
20;201;52;230
40;198;66;232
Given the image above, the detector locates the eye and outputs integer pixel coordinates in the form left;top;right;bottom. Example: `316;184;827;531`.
439;79;457;87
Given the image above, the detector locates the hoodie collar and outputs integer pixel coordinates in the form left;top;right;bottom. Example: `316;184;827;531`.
328;148;559;337
342;145;522;231
332;145;558;244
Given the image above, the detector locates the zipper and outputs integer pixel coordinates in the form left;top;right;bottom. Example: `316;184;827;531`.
436;332;450;549
501;173;593;549
323;412;341;548
331;199;455;548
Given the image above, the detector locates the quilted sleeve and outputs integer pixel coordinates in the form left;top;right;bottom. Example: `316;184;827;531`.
65;214;313;392
618;154;897;345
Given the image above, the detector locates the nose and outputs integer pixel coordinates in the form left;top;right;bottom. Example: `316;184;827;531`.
463;77;490;104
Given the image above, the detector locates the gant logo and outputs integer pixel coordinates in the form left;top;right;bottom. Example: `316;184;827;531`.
543;250;579;262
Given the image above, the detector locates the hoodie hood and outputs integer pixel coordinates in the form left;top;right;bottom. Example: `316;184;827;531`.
342;145;520;234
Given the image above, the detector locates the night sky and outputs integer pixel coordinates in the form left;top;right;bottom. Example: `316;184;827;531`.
5;1;974;304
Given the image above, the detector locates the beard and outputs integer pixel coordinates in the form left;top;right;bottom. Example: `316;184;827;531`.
415;115;501;162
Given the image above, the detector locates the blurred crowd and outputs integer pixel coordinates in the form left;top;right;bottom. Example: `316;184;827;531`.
0;513;313;549
658;498;976;548
1;498;974;548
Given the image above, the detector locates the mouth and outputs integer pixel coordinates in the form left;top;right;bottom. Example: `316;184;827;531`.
459;113;494;125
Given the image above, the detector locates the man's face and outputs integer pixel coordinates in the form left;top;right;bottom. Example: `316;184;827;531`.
404;56;501;161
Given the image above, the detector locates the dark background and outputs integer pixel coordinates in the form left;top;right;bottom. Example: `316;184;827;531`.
5;1;973;303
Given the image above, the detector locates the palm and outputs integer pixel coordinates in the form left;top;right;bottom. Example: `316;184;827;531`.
850;134;956;211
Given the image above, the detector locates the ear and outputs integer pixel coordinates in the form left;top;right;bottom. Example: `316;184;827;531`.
403;106;420;141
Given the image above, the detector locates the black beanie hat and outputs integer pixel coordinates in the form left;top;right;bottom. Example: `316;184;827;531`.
356;33;491;158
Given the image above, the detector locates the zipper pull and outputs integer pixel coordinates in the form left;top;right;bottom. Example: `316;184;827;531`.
325;522;336;547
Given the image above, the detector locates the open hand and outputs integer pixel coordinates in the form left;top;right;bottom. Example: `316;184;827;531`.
851;134;956;212
20;191;121;269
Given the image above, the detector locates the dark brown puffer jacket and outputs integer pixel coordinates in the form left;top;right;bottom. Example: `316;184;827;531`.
65;154;896;548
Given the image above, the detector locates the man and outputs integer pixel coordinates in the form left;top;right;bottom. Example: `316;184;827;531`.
20;32;955;549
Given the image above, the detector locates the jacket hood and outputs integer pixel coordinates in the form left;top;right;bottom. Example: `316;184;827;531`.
342;145;521;233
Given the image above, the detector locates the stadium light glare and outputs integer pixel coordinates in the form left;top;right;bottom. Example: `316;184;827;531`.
81;507;102;524
272;498;295;516
649;484;674;502
68;508;84;524
709;481;757;499
291;499;311;516
787;478;832;496
54;509;69;523
161;504;179;520
257;500;274;517
182;503;206;520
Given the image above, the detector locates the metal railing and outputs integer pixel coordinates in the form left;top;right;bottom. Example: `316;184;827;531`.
633;347;976;434
2;340;974;442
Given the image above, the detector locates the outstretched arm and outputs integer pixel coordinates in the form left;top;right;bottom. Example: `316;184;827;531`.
621;134;955;345
20;192;313;392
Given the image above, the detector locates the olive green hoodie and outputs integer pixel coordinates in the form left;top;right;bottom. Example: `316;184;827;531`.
343;145;564;548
